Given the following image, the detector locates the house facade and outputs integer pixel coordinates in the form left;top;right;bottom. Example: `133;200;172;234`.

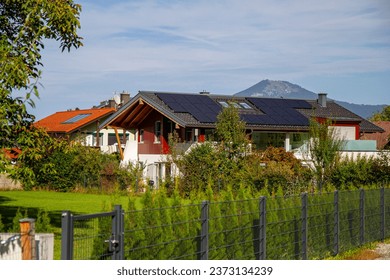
100;91;384;186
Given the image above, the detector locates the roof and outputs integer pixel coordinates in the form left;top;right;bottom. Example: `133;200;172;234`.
298;100;384;133
2;147;22;160
35;108;116;134
100;91;384;133
361;121;390;149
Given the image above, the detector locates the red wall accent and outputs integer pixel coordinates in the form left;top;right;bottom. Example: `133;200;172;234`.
138;111;163;155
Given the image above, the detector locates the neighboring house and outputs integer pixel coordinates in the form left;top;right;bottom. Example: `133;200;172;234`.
99;91;384;185
34;107;130;153
361;121;390;150
35;93;132;154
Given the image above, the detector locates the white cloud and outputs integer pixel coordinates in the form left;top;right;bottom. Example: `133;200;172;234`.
35;0;390;119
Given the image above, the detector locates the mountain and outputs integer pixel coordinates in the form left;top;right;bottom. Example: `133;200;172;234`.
235;79;317;99
234;79;385;119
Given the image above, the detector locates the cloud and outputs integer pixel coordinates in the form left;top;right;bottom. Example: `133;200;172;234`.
35;0;390;119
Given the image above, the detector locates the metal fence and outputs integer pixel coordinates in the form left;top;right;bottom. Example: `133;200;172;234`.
61;188;390;260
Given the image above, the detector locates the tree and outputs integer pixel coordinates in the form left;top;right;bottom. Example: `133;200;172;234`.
307;119;344;191
370;105;390;121
215;104;249;157
0;0;82;168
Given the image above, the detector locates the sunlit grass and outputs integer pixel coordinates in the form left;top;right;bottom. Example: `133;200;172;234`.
0;190;143;259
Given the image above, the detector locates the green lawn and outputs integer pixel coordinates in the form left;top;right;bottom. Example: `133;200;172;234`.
0;190;141;260
0;190;138;225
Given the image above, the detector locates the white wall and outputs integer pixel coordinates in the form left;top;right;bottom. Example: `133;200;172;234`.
0;233;54;260
332;126;356;140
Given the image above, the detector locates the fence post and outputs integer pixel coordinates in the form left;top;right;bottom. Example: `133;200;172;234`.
19;218;36;260
301;193;308;260
200;201;209;260
259;196;266;260
61;211;73;260
359;189;365;245
333;190;339;255
380;187;385;242
112;205;124;260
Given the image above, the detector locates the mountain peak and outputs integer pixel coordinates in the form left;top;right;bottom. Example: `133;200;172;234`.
235;79;317;99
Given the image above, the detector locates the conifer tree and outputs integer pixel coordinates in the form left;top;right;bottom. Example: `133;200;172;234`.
155;188;174;259
35;209;51;232
206;184;226;259
220;186;243;259
171;187;194;259
11;208;25;233
124;196;146;260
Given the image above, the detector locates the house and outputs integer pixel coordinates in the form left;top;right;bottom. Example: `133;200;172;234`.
99;91;384;185
34;96;134;154
361;121;390;150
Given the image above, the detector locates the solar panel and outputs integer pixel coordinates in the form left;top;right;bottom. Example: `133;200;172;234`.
62;113;91;124
156;92;221;123
246;97;311;126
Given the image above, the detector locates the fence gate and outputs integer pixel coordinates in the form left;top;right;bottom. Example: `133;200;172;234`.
61;205;124;260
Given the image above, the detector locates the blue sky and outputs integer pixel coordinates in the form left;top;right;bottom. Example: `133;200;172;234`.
33;0;390;120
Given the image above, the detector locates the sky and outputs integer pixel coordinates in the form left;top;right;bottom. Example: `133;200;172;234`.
32;0;390;120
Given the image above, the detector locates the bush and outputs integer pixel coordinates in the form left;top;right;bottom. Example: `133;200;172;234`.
241;147;312;194
35;209;51;232
331;154;389;189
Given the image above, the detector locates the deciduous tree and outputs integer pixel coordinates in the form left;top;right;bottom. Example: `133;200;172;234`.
307;119;343;191
370;105;390;121
0;0;82;168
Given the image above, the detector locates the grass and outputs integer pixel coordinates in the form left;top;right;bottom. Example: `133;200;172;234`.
326;238;390;260
0;190;142;260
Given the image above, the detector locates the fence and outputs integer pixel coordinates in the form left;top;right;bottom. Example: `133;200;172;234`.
61;188;390;260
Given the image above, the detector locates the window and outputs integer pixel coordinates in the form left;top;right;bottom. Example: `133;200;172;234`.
252;132;285;150
62;113;91;124
218;101;229;108
239;102;252;109
230;102;242;109
139;129;144;143
154;121;161;143
185;128;192;142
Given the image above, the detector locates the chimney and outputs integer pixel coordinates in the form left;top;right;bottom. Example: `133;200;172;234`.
318;93;327;107
199;90;210;95
120;92;130;104
108;99;116;108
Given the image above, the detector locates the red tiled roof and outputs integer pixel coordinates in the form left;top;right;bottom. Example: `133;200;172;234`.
34;108;116;133
2;147;22;159
361;121;390;149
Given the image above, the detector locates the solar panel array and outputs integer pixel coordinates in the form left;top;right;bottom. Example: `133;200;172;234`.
243;98;311;126
155;93;221;123
155;92;312;126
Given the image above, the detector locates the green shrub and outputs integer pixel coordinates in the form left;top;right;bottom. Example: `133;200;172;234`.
11;208;26;233
35;209;51;232
330;155;388;189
